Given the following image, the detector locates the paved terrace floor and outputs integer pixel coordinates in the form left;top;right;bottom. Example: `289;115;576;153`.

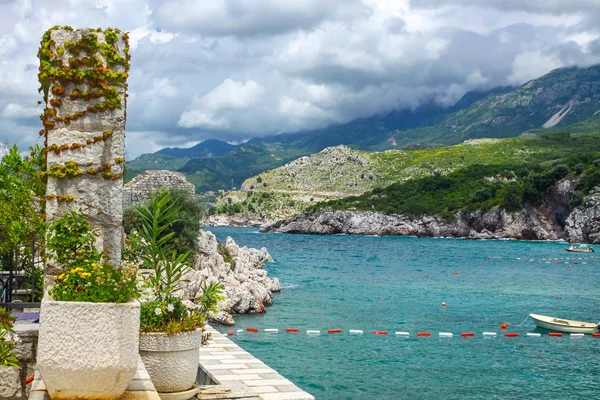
200;325;314;400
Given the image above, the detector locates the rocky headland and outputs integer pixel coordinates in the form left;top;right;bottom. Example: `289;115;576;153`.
180;229;280;325
262;179;600;243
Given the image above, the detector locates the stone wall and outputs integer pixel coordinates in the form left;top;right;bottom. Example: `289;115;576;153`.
0;324;38;400
123;170;195;208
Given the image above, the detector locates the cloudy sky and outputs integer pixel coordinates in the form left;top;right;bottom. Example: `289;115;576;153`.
1;0;599;158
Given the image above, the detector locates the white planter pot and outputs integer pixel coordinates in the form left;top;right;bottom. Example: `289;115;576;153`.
37;298;141;400
139;329;203;393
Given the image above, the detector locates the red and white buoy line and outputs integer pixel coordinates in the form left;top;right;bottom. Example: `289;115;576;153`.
227;327;600;339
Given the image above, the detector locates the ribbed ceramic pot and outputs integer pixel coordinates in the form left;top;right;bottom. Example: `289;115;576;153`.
37;298;141;400
139;329;203;393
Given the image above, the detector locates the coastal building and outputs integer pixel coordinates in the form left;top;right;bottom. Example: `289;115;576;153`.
123;170;195;208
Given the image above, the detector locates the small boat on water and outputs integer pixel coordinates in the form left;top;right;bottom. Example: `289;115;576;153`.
529;313;599;334
565;244;594;253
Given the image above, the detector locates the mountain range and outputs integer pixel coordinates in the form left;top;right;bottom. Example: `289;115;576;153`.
126;65;600;192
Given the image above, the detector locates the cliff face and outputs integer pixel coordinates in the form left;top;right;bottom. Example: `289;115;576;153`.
180;229;280;325
565;190;600;243
261;209;562;240
261;178;581;241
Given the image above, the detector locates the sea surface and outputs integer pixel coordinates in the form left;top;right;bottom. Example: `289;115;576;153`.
207;226;600;400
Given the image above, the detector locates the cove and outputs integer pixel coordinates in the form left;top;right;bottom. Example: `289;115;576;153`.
208;226;600;400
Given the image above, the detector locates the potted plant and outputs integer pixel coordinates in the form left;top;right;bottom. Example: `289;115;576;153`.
133;192;222;396
37;211;140;400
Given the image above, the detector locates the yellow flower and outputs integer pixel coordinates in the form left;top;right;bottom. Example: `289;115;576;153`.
70;267;83;273
57;274;65;281
84;259;89;263
91;263;97;268
79;272;91;278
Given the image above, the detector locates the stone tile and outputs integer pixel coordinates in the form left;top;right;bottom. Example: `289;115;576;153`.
133;369;151;380
31;378;47;392
205;364;249;370
27;390;49;400
243;379;293;387
199;355;236;360
259;393;315;400
231;369;274;375
259;374;284;380
126;379;156;391
251;386;279;394
209;350;231;355
275;386;307;393
199;359;220;365
219;359;265;365
120;391;162;400
216;374;262;381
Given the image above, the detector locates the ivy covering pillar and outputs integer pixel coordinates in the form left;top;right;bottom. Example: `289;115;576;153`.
39;26;130;284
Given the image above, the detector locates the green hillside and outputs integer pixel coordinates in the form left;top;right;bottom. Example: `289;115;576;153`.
315;132;600;220
131;65;600;192
390;65;600;147
210;132;600;221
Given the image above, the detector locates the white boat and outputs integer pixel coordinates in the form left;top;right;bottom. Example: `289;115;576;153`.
529;313;599;334
565;244;594;253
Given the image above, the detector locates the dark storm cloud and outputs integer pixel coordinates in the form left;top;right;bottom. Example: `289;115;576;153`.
151;0;371;37
0;0;599;157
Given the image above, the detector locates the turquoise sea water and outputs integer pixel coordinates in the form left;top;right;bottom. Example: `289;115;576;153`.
207;227;600;399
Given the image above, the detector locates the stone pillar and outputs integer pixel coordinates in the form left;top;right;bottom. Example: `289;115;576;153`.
39;27;129;283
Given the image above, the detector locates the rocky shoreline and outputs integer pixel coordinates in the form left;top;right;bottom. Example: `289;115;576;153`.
180;229;280;325
261;184;600;243
204;214;264;227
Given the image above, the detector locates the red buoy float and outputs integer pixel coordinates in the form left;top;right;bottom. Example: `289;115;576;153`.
549;332;563;337
592;333;600;337
441;302;447;307
461;332;475;337
500;322;509;329
285;327;300;333
504;333;519;337
417;332;432;337
373;331;388;335
227;331;233;336
328;329;342;333
247;327;259;332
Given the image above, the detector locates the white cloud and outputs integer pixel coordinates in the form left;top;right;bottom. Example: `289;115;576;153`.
0;0;598;158
508;51;563;85
1;103;40;119
178;79;265;129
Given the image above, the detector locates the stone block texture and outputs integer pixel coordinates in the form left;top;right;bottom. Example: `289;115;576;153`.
123;170;195;209
44;28;128;282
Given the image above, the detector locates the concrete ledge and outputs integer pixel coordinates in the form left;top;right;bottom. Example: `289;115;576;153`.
199;325;314;400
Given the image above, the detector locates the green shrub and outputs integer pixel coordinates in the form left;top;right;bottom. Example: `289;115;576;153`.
217;241;236;270
502;183;523;212
569;191;584;208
